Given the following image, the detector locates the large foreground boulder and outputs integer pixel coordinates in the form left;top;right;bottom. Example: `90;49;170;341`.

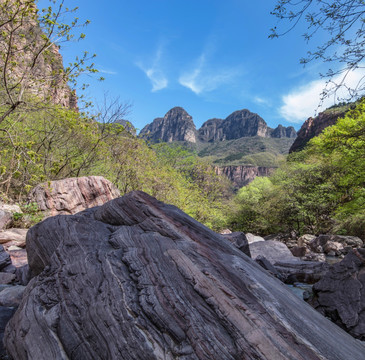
5;192;365;359
310;248;365;340
28;176;120;216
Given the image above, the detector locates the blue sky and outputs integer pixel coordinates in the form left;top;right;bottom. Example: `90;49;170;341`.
37;0;364;131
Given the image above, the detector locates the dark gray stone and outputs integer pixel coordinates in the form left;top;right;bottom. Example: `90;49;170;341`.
310;249;365;340
4;192;365;360
0;246;11;271
221;231;251;257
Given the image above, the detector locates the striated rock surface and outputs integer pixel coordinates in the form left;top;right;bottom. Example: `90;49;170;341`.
289;109;347;153
215;165;274;188
140;107;197;143
28;176;120;216
5;191;365;359
310;248;365;340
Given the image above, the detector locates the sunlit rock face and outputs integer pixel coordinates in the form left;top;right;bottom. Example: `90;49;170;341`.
140;107;197;143
199;109;297;141
141;107;296;144
4;191;365;360
289;110;347;153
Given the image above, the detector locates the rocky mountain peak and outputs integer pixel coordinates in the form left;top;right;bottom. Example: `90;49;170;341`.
141;107;296;144
139;107;197;143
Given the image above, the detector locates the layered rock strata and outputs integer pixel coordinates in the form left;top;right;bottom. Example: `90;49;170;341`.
4;191;365;359
28;176;120;216
215;165;274;188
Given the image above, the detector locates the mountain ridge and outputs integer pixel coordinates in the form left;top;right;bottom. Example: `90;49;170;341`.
140;106;296;144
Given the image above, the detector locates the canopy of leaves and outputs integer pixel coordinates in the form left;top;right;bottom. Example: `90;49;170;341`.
231;98;365;239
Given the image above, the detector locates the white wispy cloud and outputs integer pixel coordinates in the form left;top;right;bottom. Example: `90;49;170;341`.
179;53;239;95
99;69;118;75
280;67;365;123
137;47;168;92
254;96;272;107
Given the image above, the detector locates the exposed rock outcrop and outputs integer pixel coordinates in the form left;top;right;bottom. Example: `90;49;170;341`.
215;165;274;188
0;1;77;109
5;191;365;359
141;107;296;144
289;109;348;153
310;248;365;340
198;109;296;141
140;107;197;143
28;176;120;216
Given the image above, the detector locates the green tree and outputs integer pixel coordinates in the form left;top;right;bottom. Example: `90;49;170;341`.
0;0;98;124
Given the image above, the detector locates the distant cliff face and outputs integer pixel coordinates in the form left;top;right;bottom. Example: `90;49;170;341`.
139;107;197;143
289;109;348;153
215;166;274;188
141;107;296;143
199;109;296;142
0;1;76;109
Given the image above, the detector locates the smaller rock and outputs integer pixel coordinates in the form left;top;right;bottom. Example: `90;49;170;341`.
8;249;27;268
274;260;330;284
250;240;295;263
0;204;22;230
297;234;316;247
0;246;11;271
0;273;15;285
28;176;120;216
255;255;285;281
0;286;25;307
221;232;250;257
246;233;265;244
323;241;344;255
7;246;22;251
15;265;30;286
0;228;27;248
290;246;307;258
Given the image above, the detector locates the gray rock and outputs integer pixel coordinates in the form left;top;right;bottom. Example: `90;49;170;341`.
221;232;251;257
0;246;11;271
0;286;25;307
245;232;265;244
274;260;330;284
4;192;365;360
0;307;16;358
249;240;295;263
310;248;365;340
0;273;15;285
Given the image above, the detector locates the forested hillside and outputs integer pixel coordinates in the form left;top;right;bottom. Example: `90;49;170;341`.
230;99;365;239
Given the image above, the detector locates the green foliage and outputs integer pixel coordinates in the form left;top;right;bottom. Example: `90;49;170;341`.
11;202;44;228
231;99;365;239
197;136;293;167
0;98;232;230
